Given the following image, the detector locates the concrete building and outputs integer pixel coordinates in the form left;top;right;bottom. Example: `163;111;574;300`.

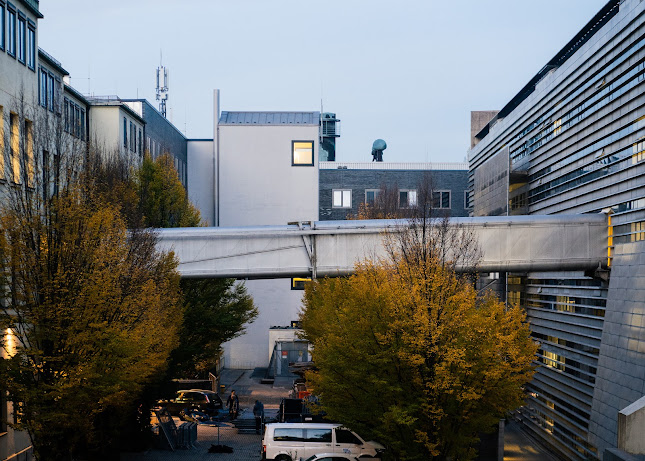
468;0;645;458
87;96;145;164
186;92;322;370
122;98;188;187
319;161;469;221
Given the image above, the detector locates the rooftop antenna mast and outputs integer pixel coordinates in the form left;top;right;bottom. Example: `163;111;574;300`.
156;51;169;118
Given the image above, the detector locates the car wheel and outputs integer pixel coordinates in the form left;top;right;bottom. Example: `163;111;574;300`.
275;455;292;461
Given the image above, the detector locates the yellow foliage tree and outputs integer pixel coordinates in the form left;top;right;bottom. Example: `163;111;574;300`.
0;185;182;460
301;237;536;460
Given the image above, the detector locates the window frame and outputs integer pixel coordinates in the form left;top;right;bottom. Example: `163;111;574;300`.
432;190;451;209
332;189;352;208
0;2;5;52
38;67;47;107
6;4;15;57
365;189;380;205
291;140;314;166
26;20;35;70
398;189;417;208
16;12;25;64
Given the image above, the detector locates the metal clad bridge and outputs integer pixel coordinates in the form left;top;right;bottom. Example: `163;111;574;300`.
155;215;608;279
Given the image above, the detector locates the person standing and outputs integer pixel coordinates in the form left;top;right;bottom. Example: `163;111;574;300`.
253;399;265;434
226;390;239;420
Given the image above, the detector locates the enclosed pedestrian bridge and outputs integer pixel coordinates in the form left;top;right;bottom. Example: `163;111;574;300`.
155;215;609;279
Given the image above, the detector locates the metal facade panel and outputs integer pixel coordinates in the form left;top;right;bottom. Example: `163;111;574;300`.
218;111;320;126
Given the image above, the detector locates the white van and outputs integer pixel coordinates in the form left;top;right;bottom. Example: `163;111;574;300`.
262;423;384;461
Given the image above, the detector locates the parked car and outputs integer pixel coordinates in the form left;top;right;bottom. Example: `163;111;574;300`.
304;454;359;461
262;422;384;461
156;389;223;419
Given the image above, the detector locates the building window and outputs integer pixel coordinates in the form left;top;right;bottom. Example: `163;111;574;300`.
74;106;80;137
47;74;54;112
332;189;352;208
24;119;33;187
138;128;142;155
42;149;49;198
399;189;417;208
123;117;127;148
54;78;62;115
0;3;5;52
16;13;25;64
292;140;314;166
7;5;15;57
80;108;85;141
291;278;311;290
39;68;47;107
10;112;19;183
432;191;451;209
464;190;471;209
27;22;35;70
365;189;380;205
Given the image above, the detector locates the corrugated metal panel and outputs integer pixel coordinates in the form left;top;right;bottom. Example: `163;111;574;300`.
219;111;320;125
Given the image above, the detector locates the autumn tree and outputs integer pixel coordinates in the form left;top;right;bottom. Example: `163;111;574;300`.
137;153;201;228
300;188;536;460
134;153;257;379
0;175;181;459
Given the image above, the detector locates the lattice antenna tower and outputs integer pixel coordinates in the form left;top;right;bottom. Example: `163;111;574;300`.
156;52;169;118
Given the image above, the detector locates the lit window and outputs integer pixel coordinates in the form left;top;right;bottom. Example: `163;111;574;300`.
7;6;15;57
10;112;19;183
332;189;352;208
432;191;451;209
292;140;314;166
399;189;417;208
365;189;380;204
24;119;33;187
291;278;311;290
17;14;25;64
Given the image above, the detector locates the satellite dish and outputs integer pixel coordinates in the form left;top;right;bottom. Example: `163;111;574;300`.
371;139;387;162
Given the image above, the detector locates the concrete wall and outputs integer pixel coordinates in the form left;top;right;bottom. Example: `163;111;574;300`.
222;279;305;370
187;139;214;226
217;121;319;369
89;106;120;154
218;124;320;226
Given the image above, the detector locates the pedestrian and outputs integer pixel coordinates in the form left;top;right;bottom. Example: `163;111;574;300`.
253;399;265;434
226;390;239;420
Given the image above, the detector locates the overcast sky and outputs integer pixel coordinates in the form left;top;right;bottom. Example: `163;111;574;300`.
39;1;608;163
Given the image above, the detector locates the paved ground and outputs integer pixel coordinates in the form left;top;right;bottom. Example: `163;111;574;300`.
120;369;291;461
121;370;562;461
503;419;563;461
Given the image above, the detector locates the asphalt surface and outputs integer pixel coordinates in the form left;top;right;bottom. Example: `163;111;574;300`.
121;370;562;461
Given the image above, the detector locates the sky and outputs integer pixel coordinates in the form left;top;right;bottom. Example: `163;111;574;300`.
38;0;609;164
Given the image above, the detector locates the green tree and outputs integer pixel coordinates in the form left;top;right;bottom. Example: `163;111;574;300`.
134;153;257;378
172;279;256;376
300;221;536;460
0;185;181;460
